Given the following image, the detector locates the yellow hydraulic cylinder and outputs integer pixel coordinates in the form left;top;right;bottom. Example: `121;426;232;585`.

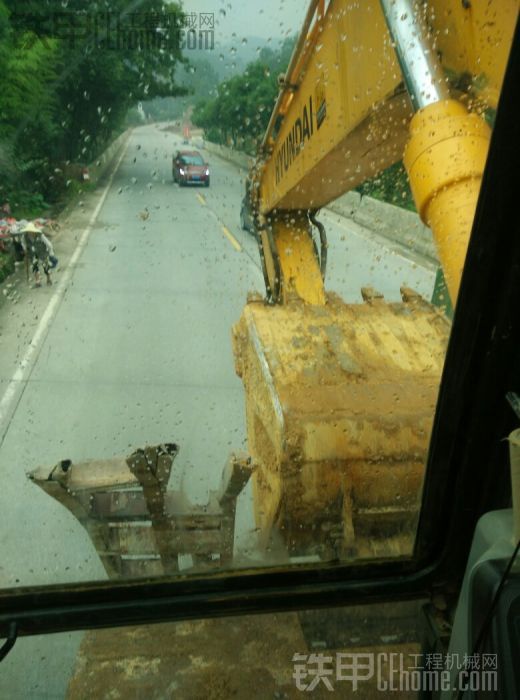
404;100;491;304
268;212;326;306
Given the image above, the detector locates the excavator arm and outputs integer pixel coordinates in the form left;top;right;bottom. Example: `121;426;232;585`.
233;0;518;559
250;0;517;305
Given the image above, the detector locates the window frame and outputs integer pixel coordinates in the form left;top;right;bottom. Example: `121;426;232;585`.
1;19;519;642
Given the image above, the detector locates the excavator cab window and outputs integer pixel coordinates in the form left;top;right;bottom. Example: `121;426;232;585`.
0;2;519;696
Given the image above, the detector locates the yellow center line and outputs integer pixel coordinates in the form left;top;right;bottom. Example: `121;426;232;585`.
194;192;241;252
221;225;242;252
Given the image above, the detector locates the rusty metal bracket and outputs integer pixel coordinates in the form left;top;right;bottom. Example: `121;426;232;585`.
28;446;255;580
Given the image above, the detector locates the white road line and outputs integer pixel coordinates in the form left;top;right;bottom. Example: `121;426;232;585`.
0;138;131;442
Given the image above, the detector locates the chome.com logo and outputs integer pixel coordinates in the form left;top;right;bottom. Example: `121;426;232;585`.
10;10;215;51
292;651;498;693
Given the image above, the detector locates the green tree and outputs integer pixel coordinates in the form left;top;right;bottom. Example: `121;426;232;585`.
192;36;296;152
0;0;188;210
0;1;60;204
356;161;416;212
142;56;220;123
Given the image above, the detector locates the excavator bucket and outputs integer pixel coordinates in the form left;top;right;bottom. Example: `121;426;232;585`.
232;289;450;560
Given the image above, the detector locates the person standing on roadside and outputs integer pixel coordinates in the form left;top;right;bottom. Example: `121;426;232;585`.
21;222;55;287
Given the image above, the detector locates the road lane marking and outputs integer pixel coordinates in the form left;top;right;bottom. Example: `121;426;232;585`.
0;136;131;445
189;180;264;287
194;192;243;253
221;225;242;252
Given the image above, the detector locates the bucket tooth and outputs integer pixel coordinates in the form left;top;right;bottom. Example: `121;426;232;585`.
400;286;424;303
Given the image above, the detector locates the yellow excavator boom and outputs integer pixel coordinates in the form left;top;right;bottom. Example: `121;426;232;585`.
234;0;518;559
251;0;516;304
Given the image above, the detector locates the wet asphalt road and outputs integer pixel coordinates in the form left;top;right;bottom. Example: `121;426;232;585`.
0;123;436;698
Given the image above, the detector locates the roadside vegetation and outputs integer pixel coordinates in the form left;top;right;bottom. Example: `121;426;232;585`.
192;36;415;211
128;56;220;125
0;0;187;217
192;37;296;154
356;161;416;212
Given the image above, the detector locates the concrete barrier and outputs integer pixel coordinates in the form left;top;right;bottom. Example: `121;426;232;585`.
328;192;438;263
203;141;253;171
53;130;132;226
87;129;132;186
203;140;438;264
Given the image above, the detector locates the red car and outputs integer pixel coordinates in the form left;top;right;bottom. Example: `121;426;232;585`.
172;150;210;187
